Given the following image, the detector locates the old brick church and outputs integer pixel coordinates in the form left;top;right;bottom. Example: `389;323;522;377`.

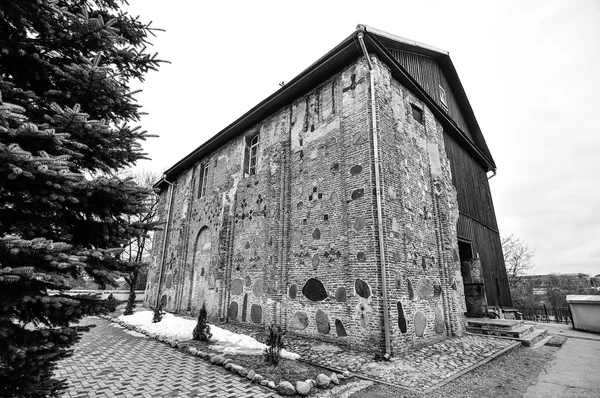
145;25;511;355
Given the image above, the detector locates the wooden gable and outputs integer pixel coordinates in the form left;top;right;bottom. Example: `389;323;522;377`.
386;48;474;142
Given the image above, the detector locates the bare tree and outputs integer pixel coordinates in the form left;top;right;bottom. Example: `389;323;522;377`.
120;169;160;315
501;234;535;286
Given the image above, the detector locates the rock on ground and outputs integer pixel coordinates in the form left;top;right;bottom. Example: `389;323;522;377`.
296;380;312;396
277;381;296;396
317;374;331;388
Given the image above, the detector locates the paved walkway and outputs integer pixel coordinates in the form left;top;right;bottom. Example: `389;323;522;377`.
531;321;600;341
55;318;280;398
524;329;600;398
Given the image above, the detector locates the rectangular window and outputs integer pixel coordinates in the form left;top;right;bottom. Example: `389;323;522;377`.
198;162;209;198
244;133;260;177
439;85;448;110
410;104;424;124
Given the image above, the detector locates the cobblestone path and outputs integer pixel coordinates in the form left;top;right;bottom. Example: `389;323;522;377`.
55;318;280;398
220;321;519;392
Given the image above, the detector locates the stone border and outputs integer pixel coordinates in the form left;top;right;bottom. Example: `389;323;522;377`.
421;340;521;394
100;315;350;396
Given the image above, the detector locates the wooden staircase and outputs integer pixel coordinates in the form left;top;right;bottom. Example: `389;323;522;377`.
466;318;549;347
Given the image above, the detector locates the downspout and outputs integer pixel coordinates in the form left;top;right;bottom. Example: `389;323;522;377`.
155;176;175;309
357;27;392;360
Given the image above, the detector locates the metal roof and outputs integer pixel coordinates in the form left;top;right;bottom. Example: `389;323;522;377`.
155;25;496;188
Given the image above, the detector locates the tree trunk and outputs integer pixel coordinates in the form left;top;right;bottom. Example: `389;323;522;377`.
124;271;138;315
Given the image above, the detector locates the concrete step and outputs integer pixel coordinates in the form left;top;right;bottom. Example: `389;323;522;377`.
467;323;537;338
466;318;525;331
519;329;549;347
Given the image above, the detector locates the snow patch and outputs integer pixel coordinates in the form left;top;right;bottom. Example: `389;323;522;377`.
117;311;300;360
123;330;147;338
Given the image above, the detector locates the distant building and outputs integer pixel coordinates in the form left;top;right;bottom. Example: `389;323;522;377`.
521;273;596;292
145;25;511;354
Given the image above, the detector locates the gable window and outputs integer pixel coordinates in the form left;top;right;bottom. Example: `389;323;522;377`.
244;133;260;177
439;85;448;110
198;162;209;198
410;104;424;124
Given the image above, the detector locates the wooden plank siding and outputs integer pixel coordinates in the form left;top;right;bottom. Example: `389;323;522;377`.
457;215;512;308
443;134;498;229
445;133;513;308
388;49;473;141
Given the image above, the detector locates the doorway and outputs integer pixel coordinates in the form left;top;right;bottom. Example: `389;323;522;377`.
458;240;488;317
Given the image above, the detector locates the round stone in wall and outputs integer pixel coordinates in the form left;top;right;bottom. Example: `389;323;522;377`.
315;310;330;334
312;254;320;270
357;252;367;262
331;226;338;239
228;301;238;320
165;274;173;289
290;311;309;330
417;277;433;299
395;271;403;290
435;303;445;334
408;279;414;300
250;304;262;324
350;165;363;175
433;281;442;298
302;278;328;302
312;228;321;239
393;252;401;262
356;302;369;329
231;278;244;295
292;231;302;242
335;287;346;302
160;294;167;306
353;217;365;230
245;276;252;287
200;267;205;276
245;241;251;249
414;311;427;337
388;186;397;200
351;188;364;200
297;201;304;210
421;257;427;271
335;319;347;337
252;278;264;297
330;192;338;205
397;301;407;334
289;284;297;299
355;278;371;299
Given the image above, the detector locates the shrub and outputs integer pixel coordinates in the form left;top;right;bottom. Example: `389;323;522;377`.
264;324;285;366
152;303;165;323
192;303;212;341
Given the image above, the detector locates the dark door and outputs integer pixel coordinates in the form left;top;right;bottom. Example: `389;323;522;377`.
459;241;488;317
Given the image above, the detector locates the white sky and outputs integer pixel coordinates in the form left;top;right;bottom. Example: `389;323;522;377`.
126;0;600;276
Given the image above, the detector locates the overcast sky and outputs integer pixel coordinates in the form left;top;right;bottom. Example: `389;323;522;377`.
125;0;599;276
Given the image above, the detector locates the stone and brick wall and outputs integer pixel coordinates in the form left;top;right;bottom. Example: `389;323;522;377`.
146;54;467;355
373;57;466;353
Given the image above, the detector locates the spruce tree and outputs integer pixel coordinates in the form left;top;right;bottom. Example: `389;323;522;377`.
0;1;164;396
192;303;212;342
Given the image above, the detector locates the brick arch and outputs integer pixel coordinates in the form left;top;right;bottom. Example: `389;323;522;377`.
187;226;216;314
